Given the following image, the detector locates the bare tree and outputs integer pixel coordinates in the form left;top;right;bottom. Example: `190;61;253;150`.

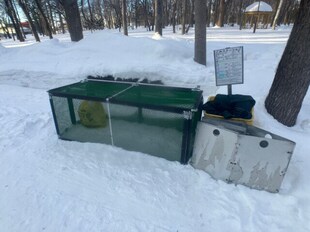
34;0;53;39
55;1;66;34
238;0;244;30
46;0;56;34
142;0;151;31
206;0;212;27
265;0;309;127
194;0;206;65
18;0;40;42
216;0;225;27
172;0;176;33
272;0;284;29
155;0;163;35
122;0;128;35
4;0;25;42
60;0;83;41
181;0;187;34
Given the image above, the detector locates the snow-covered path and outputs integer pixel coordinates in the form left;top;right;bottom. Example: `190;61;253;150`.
0;27;309;232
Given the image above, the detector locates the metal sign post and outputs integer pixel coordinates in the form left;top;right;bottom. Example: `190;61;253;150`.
214;46;244;95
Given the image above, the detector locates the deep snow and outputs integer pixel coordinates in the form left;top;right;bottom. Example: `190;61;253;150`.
0;26;309;232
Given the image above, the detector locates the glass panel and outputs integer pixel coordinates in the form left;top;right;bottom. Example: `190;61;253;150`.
109;103;184;162
52;96;71;135
56;98;112;144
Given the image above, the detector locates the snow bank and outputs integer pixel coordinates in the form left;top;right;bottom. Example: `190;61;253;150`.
0;30;211;88
0;43;5;52
0;27;310;232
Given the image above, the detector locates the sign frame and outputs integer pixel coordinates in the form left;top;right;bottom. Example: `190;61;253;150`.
214;46;244;87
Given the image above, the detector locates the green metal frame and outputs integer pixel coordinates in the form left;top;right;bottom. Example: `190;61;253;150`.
48;79;203;164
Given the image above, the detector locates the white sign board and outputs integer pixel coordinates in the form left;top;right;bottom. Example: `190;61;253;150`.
214;46;244;86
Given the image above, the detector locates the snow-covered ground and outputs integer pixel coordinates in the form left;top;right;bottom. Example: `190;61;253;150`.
0;26;309;232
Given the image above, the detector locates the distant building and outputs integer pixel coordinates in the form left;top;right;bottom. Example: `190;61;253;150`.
0;21;32;38
242;1;273;29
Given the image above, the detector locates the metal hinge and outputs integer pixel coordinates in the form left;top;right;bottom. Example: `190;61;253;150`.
183;111;192;120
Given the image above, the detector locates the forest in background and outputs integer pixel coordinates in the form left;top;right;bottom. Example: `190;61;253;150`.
0;0;301;43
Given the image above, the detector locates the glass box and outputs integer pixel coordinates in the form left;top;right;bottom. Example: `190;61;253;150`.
48;79;203;164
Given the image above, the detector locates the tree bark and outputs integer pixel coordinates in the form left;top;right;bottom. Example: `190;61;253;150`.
12;0;26;39
155;0;163;35
172;1;176;33
81;0;90;29
143;0;151;31
186;0;194;33
58;12;66;34
164;0;169;27
4;0;25;42
216;0;225;27
47;0;56;34
34;0;53;39
87;0;94;28
265;0;310;127
194;0;206;65
62;0;84;41
122;0;128;35
135;0;139;28
238;0;244;30
272;0;284;29
181;0;187;34
206;0;212;27
253;1;261;33
18;0;40;42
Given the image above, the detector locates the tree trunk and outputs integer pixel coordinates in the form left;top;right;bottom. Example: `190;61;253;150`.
206;0;212;27
194;0;206;65
81;0;90;30
135;0;139;28
29;6;43;35
155;0;163;35
143;0;151;31
283;0;293;25
12;0;26;39
265;0;310;127
63;0;84;41
98;1;105;29
253;1;261;33
34;0;53;39
238;0;244;30
151;1;155;31
47;0;56;34
211;0;218;27
115;0;122;30
181;0;187;34
164;0;169;26
186;0;194;33
10;26;16;40
59;12;66;34
225;0;233;25
172;1;176;33
87;0;95;30
18;0;40;42
122;0;128;35
216;0;225;27
272;0;284;29
4;0;25;42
